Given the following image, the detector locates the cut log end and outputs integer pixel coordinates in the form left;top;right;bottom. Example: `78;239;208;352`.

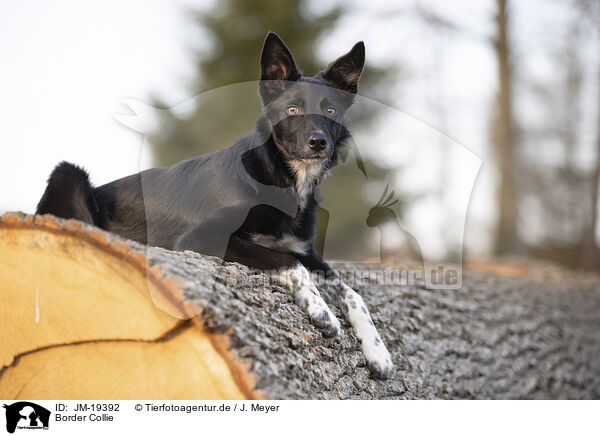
0;212;263;400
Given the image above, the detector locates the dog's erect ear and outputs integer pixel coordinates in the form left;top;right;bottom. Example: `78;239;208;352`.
260;32;300;82
321;42;365;94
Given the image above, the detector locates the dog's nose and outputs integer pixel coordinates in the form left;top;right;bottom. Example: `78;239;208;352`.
307;133;328;151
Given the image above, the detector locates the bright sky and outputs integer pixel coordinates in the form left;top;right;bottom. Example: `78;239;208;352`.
0;0;197;214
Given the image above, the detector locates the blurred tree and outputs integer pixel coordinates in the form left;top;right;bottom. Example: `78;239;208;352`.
490;0;521;255
583;64;600;270
150;0;390;165
148;0;400;260
151;0;335;164
582;0;600;270
514;0;599;270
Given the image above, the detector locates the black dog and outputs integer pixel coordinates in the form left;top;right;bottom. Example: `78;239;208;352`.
37;32;393;378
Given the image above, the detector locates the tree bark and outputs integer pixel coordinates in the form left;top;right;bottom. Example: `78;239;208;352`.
2;213;600;399
173;252;600;399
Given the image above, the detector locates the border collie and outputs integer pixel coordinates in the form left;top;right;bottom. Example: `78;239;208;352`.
37;32;393;379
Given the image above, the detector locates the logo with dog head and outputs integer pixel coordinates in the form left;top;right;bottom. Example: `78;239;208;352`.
2;402;50;434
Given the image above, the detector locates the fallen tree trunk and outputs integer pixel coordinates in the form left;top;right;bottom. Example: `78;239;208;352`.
1;212;599;399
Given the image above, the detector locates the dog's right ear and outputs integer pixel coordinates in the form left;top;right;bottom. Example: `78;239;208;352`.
321;42;365;94
259;32;300;100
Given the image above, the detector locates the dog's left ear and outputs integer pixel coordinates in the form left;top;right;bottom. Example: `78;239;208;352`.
259;32;300;101
321;42;365;94
260;32;300;81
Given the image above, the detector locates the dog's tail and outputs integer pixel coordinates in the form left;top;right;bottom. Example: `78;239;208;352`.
36;161;102;226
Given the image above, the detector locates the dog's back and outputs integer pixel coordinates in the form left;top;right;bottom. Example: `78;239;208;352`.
36;139;269;249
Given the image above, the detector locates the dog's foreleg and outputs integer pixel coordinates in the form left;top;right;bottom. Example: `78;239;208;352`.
335;280;393;379
297;250;394;379
220;236;341;337
272;265;341;338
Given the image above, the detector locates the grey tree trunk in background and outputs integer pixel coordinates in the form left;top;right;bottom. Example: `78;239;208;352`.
491;0;520;255
583;69;600;270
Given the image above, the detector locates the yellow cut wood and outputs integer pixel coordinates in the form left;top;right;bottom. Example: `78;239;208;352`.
0;213;262;400
0;326;248;399
0;226;180;367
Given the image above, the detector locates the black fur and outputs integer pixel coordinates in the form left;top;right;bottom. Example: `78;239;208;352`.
37;161;101;226
36;32;365;274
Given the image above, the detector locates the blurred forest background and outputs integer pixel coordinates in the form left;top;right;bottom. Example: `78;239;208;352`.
147;0;599;270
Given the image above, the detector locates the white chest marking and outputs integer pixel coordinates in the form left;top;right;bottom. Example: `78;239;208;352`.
287;159;324;209
250;233;310;255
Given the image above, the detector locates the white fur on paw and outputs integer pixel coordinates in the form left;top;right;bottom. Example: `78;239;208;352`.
361;336;393;379
340;283;393;378
274;266;341;338
296;287;341;337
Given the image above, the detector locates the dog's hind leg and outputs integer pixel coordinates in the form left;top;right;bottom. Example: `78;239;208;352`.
295;249;394;379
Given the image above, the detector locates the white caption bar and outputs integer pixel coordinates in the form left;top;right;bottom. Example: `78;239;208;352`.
0;400;596;435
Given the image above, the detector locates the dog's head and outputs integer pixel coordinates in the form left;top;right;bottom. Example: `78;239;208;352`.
258;32;364;168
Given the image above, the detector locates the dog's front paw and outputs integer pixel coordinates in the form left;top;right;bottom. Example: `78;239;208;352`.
363;339;394;379
296;292;341;338
310;307;341;338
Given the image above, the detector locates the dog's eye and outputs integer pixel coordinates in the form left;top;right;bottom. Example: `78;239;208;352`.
286;105;298;115
326;106;336;116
